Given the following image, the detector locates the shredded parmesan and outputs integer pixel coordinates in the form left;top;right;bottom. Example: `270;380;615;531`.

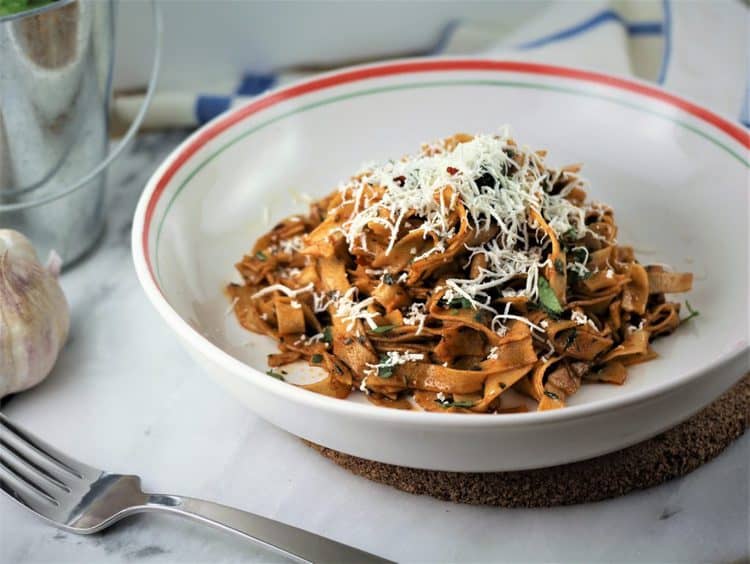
313;290;339;313
365;350;424;375
571;310;588;326
402;302;427;335
335;288;379;331
251;282;314;299
359;377;370;395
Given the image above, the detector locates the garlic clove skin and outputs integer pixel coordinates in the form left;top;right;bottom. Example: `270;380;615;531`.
0;229;70;400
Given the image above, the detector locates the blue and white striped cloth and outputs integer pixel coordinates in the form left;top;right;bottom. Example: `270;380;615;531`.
114;0;749;130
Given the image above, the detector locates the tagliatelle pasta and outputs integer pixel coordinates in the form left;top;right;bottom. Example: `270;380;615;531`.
228;131;695;413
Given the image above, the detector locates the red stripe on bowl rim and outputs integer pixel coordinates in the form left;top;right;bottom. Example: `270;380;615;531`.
141;59;750;283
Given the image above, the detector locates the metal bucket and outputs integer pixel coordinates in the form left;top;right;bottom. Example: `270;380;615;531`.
0;0;160;265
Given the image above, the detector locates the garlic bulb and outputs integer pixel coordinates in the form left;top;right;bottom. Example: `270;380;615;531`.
0;230;69;399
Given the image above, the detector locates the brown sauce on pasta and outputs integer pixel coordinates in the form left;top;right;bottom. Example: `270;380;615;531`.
228;132;693;413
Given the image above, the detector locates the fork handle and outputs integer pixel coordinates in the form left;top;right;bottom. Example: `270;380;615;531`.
144;494;390;564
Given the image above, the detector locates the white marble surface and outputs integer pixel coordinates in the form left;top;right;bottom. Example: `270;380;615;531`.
1;132;748;564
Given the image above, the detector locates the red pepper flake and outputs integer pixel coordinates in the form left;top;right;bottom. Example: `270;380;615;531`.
393;175;406;187
446;166;459;175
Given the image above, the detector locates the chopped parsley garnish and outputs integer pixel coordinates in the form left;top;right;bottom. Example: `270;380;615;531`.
554;258;565;275
255;251;267;261
569;268;593;282
436;398;475;408
322;326;333;344
537;276;563;316
376;354;394;378
311;354;323;363
440;297;473;310
372;324;396;334
543;390;559;400
382;272;394;285
266;370;284;380
682;301;700;323
570;247;588;264
562;228;578;241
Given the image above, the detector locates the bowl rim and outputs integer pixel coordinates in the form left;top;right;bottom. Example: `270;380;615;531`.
132;57;749;428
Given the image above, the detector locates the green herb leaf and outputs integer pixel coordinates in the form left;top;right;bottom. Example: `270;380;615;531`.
537;276;563;316
682;301;700;323
311;354;323;363
372;324;396;334
436;398;475;408
377;354;394;378
451;297;473;309
322;326;333;344
562;228;578;241
255;251;267;261
0;0;58;17
554;258;565;275
543;390;560;400
266;370;284;380
382;273;394;285
378;365;394;378
570;247;588;264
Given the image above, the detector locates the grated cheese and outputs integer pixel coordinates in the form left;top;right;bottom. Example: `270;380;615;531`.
313;290;339;313
251;282;314;300
359;377;370;395
266;131;610;351
571;310;588;326
365;350;425;376
402;302;427;335
335;288;379;331
295;332;324;346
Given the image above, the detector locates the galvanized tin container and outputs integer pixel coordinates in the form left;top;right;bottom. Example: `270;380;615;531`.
0;0;160;265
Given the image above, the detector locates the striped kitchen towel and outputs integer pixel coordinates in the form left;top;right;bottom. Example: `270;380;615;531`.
113;0;749;131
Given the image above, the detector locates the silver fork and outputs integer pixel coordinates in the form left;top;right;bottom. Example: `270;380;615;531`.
0;413;389;563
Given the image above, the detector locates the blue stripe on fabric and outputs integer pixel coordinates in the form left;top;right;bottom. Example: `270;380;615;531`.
195;95;231;124
741;73;750;129
657;0;672;84
517;9;663;51
236;73;276;95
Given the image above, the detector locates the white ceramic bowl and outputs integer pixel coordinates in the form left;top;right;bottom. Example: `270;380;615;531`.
133;59;749;472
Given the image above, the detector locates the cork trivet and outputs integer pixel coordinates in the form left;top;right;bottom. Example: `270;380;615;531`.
309;375;749;507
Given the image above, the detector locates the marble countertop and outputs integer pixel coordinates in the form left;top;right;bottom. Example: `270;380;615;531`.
1;132;748;564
